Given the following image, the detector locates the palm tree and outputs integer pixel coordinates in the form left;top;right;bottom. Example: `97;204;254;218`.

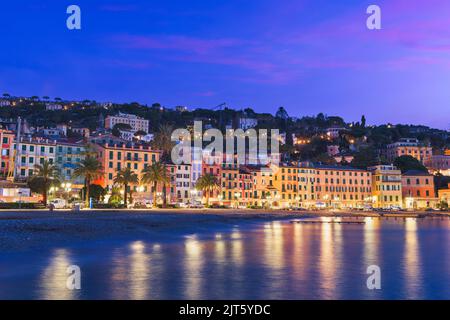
141;162;169;207
32;160;60;206
72;156;103;207
114;167;139;206
196;174;220;207
151;125;175;161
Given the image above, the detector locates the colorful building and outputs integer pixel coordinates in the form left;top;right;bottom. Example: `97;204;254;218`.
0;129;15;178
55;141;86;189
438;184;450;204
175;164;191;204
94;142;160;191
369;165;403;209
401;170;438;209
313;165;372;209
13;137;56;180
273;165;299;208
386;138;432;164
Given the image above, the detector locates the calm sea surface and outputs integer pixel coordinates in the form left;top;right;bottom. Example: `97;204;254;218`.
0;217;449;299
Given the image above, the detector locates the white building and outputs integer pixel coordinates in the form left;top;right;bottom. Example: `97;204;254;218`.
13;137;57;179
0;99;11;107
175;164;191;204
105;112;149;133
238;117;258;130
119;130;135;141
45;103;64;111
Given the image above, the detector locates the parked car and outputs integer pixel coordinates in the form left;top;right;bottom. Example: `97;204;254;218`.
189;204;204;209
49;198;67;209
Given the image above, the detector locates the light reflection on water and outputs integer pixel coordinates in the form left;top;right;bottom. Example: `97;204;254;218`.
0;217;449;300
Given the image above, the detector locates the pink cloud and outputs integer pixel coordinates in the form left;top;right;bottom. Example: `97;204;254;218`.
110;34;246;54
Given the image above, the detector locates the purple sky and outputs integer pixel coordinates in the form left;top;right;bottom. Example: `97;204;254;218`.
1;0;450;129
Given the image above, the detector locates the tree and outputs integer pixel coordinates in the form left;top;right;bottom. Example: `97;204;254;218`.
361;115;366;128
114;167;139;206
151;125;175;161
72;156;103;207
108;186;123;207
141;162;169;207
393;155;428;173
82;184;106;202
112;123;132;137
30;160;60;205
196;174;220;207
312;153;336;165
275;106;289;120
351;147;380;169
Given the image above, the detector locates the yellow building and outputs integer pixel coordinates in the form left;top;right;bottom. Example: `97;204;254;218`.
438;184;450;204
272;165;299;208
369;165;403;209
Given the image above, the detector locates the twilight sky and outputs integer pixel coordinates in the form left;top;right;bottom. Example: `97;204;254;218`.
1;0;450;129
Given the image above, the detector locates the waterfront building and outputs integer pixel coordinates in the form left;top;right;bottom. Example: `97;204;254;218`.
438;184;450;204
273;164;299;208
238;167;254;207
386;138;432;164
296;163;317;208
247;165;278;208
175;164;191;204
55;141;86;189
218;163;241;207
13;137;57;179
368;165;403;208
93;142;160;191
105;112;149;133
401;170;438;209
0;180;35;203
313;165;372;209
0;129;15;178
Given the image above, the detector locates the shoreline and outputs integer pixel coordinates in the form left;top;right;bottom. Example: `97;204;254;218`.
1;208;449;219
0;209;448;252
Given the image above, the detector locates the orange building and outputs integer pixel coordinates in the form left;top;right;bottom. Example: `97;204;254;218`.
219;163;241;207
247;165;278;208
401;170;438;209
94;143;161;192
273;165;299;208
314;165;372;209
386;138;432;164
